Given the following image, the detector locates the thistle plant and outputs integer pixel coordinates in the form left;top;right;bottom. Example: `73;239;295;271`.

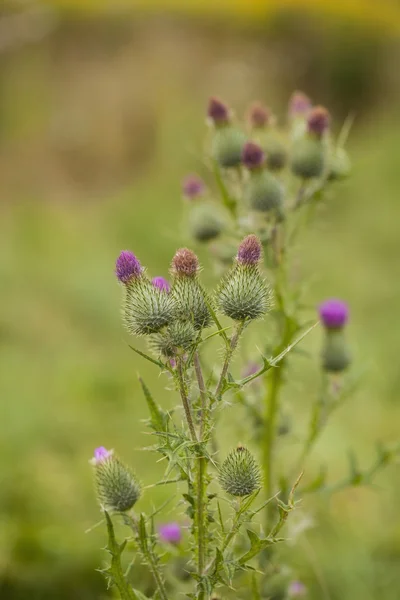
89;92;400;600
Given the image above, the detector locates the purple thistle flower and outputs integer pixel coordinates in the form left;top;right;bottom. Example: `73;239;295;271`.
91;446;113;465
289;91;312;117
242;141;265;170
288;580;307;598
247;102;271;128
152;276;171;293
115;250;142;283
182;174;205;200
237;235;262;266
307;106;330;137
171;248;199;277
159;522;182;545
319;299;349;329
207;96;230;124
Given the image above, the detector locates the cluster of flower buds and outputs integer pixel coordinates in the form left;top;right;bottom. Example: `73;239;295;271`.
115;234;272;361
180;93;350;261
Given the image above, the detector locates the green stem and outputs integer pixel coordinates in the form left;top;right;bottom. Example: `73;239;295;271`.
263;364;283;529
193;351;208;600
215;321;245;400
177;356;198;443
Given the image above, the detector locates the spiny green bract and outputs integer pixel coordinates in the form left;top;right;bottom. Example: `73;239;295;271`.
219;446;261;497
189;203;225;242
217;264;272;321
290;136;326;179
211;126;247;168
94;455;141;512
149;320;196;358
171;277;212;330
123;277;174;335
321;330;351;373
244;170;284;213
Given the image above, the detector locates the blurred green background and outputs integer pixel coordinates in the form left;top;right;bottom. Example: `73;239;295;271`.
1;1;400;598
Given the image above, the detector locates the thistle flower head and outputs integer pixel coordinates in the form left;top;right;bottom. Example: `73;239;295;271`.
171;248;200;277
152;276;170;293
237;234;262;265
115;251;142;283
182;174;206;200
289;91;312;117
207;96;230;125
91;449;141;512
219;445;261;497
242;141;265;170
307;106;330;137
189;203;224;243
288;581;307;598
319;298;349;329
247;102;271;128
91;446;113;465
159;522;182;545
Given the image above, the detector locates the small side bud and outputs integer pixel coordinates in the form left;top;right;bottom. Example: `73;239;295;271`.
219;445;261;497
319;299;351;372
182;174;206;200
115;251;142;283
289;91;312;117
244;168;284;213
247;102;271;129
290;136;326;179
189;203;225;243
152;276;171;293
242;141;265;170
91;447;141;512
207;96;231;125
217;235;272;322
307;106;330;138
158;522;182;545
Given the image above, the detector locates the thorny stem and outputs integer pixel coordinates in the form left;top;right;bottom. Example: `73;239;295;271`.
193;351;208;600
215;320;245;400
124;515;168;600
263;364;283;529
177;355;198;443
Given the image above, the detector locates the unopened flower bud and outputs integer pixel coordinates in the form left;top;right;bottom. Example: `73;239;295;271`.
91;447;141;512
289;91;312;117
189;203;225;243
217;235;272;322
170;249;212;330
207;96;231;125
288;580;307;598
307;106;330;138
247;102;271;129
152;276;170;293
242;141;265;169
219;445;261;497
290;136;326;179
319;299;351;372
328;147;351;181
211;126;247;168
182;174;206;200
159;522;182;545
243;158;284;213
149;319;195;358
117;252;174;336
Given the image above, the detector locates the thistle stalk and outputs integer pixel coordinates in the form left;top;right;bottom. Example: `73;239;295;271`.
215;320;245;400
177;355;198;443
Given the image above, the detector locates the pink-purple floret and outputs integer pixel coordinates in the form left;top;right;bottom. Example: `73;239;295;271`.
93;446;112;464
319;299;349;329
158;522;182;544
182;174;205;199
152;276;171;293
237;235;262;266
288;580;307;597
115;251;142;283
242;141;265;170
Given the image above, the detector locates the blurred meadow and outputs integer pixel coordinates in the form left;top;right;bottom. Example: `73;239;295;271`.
1;1;400;598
